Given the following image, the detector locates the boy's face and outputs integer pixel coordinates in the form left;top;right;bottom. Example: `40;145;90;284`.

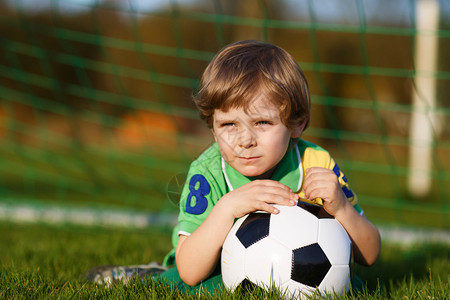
212;95;303;179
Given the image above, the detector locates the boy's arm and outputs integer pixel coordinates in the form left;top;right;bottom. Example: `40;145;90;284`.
175;180;298;286
175;200;235;286
333;202;381;265
302;167;381;266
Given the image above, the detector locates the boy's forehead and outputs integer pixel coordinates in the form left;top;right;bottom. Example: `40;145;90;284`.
246;97;279;116
216;96;280;118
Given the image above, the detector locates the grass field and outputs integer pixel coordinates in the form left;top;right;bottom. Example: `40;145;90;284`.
0;221;448;299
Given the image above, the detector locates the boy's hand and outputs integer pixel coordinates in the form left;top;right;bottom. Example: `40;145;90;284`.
302;167;349;217
218;180;298;219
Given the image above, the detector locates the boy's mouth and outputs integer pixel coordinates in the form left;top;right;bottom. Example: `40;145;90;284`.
238;156;261;162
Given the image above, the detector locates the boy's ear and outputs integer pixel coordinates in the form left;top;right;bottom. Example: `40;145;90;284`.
290;121;307;138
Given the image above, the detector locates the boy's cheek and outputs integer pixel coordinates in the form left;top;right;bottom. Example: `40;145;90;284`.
212;128;229;142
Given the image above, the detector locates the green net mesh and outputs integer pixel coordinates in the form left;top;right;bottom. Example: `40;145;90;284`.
0;0;448;229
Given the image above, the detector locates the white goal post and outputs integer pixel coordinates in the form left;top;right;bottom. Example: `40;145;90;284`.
408;0;441;197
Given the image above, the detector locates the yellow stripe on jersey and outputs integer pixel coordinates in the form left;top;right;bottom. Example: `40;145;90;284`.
297;145;358;208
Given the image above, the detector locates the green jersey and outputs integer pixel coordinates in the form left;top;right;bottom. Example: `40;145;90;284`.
171;139;362;250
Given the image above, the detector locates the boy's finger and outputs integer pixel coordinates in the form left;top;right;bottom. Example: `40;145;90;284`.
306;167;330;173
263;187;299;201
260;190;298;206
254;179;294;192
253;201;280;214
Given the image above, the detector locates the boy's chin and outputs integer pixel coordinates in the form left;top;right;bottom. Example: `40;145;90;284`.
239;167;274;179
233;166;262;178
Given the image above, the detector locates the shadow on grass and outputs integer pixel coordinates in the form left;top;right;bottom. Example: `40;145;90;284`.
354;242;449;292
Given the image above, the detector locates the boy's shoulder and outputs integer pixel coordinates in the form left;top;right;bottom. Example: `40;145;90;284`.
296;139;334;169
296;139;329;154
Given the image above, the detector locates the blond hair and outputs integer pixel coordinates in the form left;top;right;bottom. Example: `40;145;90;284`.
193;40;310;130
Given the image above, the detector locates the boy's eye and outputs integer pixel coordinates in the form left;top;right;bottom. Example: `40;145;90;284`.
221;122;236;127
256;120;272;125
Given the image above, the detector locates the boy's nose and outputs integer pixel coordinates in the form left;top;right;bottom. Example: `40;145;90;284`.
238;128;256;148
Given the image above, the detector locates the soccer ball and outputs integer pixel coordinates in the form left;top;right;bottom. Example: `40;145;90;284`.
221;202;352;299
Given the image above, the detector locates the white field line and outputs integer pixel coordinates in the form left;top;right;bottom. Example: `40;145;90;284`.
377;225;450;246
0;202;177;229
0;202;449;245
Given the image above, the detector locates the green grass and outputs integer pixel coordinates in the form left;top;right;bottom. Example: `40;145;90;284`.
0;221;448;299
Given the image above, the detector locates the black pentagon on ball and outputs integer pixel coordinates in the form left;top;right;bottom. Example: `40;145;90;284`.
291;243;332;287
236;212;271;248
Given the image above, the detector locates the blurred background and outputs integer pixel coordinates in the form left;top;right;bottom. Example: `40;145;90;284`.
0;0;448;233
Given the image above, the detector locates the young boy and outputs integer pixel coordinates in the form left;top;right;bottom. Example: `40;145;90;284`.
86;40;381;294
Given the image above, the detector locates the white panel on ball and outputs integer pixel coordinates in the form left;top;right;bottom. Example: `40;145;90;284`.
317;218;351;265
221;216;248;290
270;205;319;249
280;280;315;299
318;265;350;295
244;237;292;287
